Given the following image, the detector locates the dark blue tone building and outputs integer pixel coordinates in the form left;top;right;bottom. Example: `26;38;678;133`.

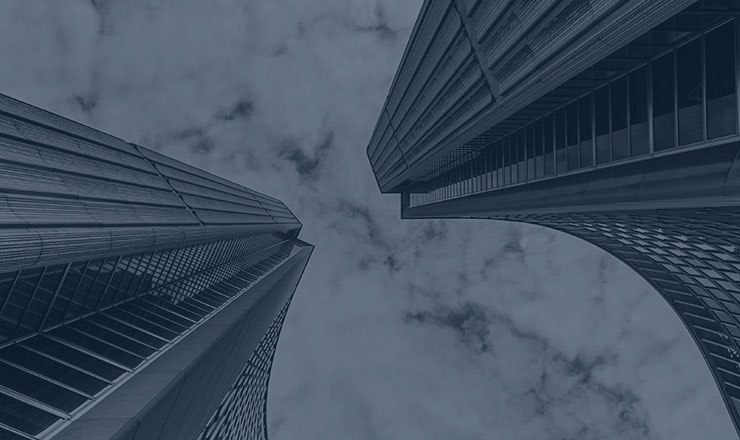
368;0;740;435
0;93;312;440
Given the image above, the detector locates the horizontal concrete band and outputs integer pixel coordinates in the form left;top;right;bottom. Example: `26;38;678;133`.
403;140;740;218
51;244;312;440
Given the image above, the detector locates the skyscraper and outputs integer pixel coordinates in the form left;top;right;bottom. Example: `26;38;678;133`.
368;0;740;435
0;92;312;440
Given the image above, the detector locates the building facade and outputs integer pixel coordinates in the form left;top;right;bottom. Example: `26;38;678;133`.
0;93;312;440
368;0;740;435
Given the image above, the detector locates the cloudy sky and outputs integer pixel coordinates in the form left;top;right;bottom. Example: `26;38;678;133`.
0;1;736;438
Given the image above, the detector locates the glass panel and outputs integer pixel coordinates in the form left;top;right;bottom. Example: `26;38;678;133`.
102;308;178;341
544;115;555;175
68;320;156;358
0;344;108;396
526;125;535;179
504;138;511;185
517;130;526;181
579;95;593;167
595;86;611;163
706;22;737;139
118;302;188;334
534;120;544;178
566;102;579;170
677;38;703;145
629;66;649;156
0;360;88;412
0;426;30;440
611;76;629;160
87;315;164;350
21;335;126;381
45;262;86;327
511;135;519;184
555;109;567;173
0;392;59;436
49;326;144;369
653;52;676;150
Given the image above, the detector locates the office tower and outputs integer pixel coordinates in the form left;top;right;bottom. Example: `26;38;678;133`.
368;0;740;435
0;92;312;440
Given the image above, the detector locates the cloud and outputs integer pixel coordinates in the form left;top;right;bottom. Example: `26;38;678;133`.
0;0;735;439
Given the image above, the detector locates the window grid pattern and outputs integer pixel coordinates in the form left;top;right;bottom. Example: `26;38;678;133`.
0;236;302;439
408;19;738;207
198;296;292;440
493;206;740;431
0;234;285;345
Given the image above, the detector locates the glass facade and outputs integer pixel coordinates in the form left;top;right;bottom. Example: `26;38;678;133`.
0;233;304;439
0;88;311;439
408;19;739;208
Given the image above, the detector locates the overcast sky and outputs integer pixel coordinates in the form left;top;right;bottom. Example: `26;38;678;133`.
0;1;736;439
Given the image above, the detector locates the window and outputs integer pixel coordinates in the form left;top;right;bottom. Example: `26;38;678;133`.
611;75;629;160
555;109;567;173
535;120;544;178
595;86;610;163
544;115;555;175
629;66;649;156
566;102;579;170
526;125;536;179
579;95;593;167
517;130;526;181
706;21;737;139
504;138;511;185
653;52;675;150
677;38;703;145
511;135;519;184
497;141;504;187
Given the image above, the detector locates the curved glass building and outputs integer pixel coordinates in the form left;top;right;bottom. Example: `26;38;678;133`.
367;0;740;435
0;93;312;440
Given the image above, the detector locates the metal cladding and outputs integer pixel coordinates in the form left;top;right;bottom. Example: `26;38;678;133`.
0;92;300;272
367;0;695;193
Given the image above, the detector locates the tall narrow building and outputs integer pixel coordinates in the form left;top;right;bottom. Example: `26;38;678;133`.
368;0;740;435
0;93;312;440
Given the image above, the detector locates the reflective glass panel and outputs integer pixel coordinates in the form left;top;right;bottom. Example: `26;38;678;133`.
611;76;629;160
653;52;676;150
629;66;649;156
677;38;703;145
706;21;737;139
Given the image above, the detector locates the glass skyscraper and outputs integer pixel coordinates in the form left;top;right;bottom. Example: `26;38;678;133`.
368;0;740;435
0;93;312;440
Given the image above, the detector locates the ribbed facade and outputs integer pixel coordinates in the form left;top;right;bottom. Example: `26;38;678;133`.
0;93;312;440
369;0;740;436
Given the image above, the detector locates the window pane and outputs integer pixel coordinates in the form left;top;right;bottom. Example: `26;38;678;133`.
517;130;526;181
653;53;676;150
566;102;579;170
510;135;519;184
629;66;649;156
544;115;555;175
0;360;88;412
526;125;536;179
535;120;544;178
0;392;59;436
21;335;126;381
0;344;108;396
677;38;703;145
555;109;567;173
504;138;511;185
706;22;737;139
611;76;629;160
595;86;611;163
497;141;504;187
579;95;593;167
